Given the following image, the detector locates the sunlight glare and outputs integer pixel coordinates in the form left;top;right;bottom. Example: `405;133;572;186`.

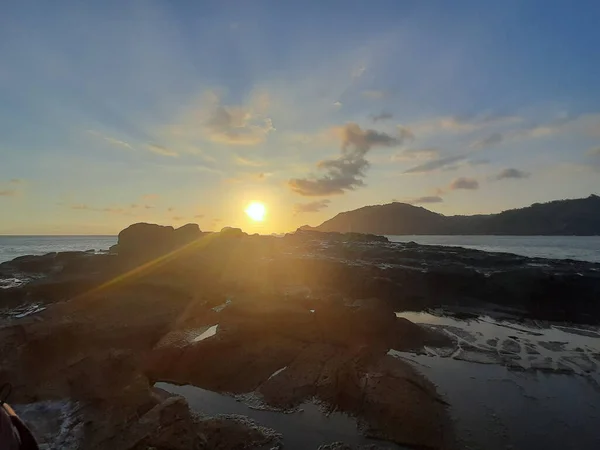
245;202;266;221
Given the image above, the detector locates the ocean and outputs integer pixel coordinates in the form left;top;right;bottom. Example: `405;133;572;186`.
386;235;600;263
0;235;599;264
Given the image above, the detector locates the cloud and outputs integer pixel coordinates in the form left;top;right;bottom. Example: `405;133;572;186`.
0;189;17;197
194;214;205;219
172;216;184;221
397;126;415;142
406;196;444;205
9;179;23;184
495;168;530;180
102;207;128;214
449;177;479;190
362;90;386;100
142;194;160;201
392;147;440;162
234;156;265;167
587;147;600;157
167;207;175;212
412;114;520;135
88;130;180;157
88;130;134;150
470;132;504;149
69;203;136;215
371;112;393;122
333;101;343;108
352;65;366;78
205;105;274;145
468;158;490;166
288;123;403;196
144;205;155;209
226;171;271;184
293;199;331;214
70;204;92;210
404;154;468;174
146;143;178;157
512;113;600;141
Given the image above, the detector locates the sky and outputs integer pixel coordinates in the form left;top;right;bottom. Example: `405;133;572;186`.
1;0;599;235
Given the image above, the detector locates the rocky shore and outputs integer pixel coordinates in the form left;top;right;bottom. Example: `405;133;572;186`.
1;223;599;449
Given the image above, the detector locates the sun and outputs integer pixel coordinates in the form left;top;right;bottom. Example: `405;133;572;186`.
245;202;266;221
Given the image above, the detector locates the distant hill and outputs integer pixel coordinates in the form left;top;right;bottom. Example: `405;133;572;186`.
314;195;600;236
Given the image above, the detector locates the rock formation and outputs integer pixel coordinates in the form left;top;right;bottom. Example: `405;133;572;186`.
1;223;600;448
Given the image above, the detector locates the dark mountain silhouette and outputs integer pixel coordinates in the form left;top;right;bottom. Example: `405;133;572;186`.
313;195;600;235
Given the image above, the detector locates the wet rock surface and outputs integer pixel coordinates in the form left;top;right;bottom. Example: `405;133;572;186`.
1;224;599;449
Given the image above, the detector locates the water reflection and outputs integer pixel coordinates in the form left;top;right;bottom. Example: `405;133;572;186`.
392;311;600;450
155;382;401;450
395;311;600;377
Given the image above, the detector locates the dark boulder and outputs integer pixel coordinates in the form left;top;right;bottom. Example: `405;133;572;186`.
287;229;389;243
219;227;247;238
174;223;201;245
114;222;203;261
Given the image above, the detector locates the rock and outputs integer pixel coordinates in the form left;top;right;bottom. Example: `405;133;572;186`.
219;227;247;238
258;345;454;448
196;414;281;450
0;251;104;279
359;355;454;449
112;396;203;450
114;222;203;262
174;223;202;245
287;229;389;243
318;443;393;450
318;443;353;450
1;252;58;274
315;296;397;347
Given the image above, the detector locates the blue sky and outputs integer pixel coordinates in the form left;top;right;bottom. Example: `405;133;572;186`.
1;0;599;234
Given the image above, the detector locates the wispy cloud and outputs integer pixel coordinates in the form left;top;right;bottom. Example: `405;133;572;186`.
142;194;160;201
371;112;393;122
494;168;530;180
87;130;134;150
68;203;142;215
397;125;415;142
204;105;274;145
233;156;265;167
293;199;331;214
88;130;178;157
406;195;444;205
470;132;504;149
146;143;178;157
513;113;600;141
289;123;404;196
449;177;479;190
9;179;23;184
351;64;366;79
0;189;17;197
392;147;440;162
362;90;386;100
587;147;600;157
411;114;520;135
404;154;468;174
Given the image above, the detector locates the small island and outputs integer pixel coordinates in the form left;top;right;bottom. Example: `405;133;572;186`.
311;195;600;236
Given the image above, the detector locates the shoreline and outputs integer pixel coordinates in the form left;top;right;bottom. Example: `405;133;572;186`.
0;223;599;449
